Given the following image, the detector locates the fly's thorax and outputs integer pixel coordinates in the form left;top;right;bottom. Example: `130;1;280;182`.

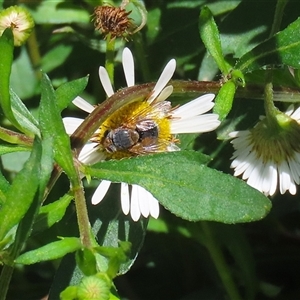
103;128;140;153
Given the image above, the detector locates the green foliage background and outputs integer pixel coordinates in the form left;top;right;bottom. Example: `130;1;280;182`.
1;0;300;299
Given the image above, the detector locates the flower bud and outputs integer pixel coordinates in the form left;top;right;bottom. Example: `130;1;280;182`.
0;6;34;46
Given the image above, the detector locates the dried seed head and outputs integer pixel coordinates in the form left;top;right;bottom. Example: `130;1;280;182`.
93;6;133;39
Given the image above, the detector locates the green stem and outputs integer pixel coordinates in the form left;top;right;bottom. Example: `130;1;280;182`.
199;222;243;300
270;0;288;37
264;73;278;122
43;164;93;249
105;35;116;86
26;29;42;80
0;265;14;300
72;164;93;248
134;33;151;82
264;0;288;120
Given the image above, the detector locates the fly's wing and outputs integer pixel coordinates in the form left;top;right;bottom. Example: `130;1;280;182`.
128;136;174;154
122;100;173;154
124;100;172;127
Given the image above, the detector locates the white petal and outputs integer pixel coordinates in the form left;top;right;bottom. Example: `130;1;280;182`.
240;153;258;179
78;143;106;164
289;158;300;184
172;94;215;118
147;59;176;103
63;117;84;134
267;162;278;196
261;161;276;196
155;85;173;103
72;96;95;113
130;185;141;221
99;66;114;97
247;160;264;192
91;180;111;205
136;186;150;218
234;160;253;178
120;182;130;215
148;193;160;219
122;47;135;87
290;106;300;122
278;160;295;194
285;104;294;117
171;114;220;133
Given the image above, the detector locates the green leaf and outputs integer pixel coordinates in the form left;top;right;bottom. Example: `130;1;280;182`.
1;151;31;173
55;76;89;112
199;6;229;75
15;237;82;264
39;73;76;180
0;144;30;155
32;193;73;234
95;242;131;279
26;1;90;24
87;151;271;223
236;17;300;73
9;137;55;266
39;136;56;197
0;127;33;146
89;200;148;275
11;47;38;99
213;80;236;121
0;138;42;241
10;88;40;136
42;44;73;73
0;29;21;131
49;204;148;298
0;170;10;202
60;286;78;300
75;248;97;276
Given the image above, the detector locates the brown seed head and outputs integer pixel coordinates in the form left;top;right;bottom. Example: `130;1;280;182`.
93;6;132;39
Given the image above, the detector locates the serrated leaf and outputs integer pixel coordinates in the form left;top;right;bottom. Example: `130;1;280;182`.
214;80;236;121
0;138;41;241
87;151;271;223
9;137;55;266
55;76;89;112
39;73;76;180
236;17;300;72
33;193;73;234
199;6;229;75
15;237;81;265
10;88;40;136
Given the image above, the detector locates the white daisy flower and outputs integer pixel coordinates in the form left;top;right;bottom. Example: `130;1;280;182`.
230;105;300;196
64;47;220;221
